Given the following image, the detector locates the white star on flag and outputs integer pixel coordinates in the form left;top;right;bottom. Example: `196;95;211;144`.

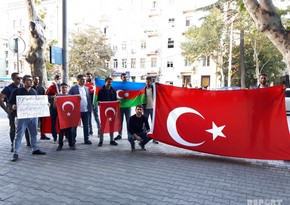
66;112;71;116
108;117;112;121
205;122;226;141
124;92;129;97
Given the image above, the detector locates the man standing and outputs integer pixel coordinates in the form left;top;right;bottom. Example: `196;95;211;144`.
10;75;46;162
0;72;23;152
32;75;49;140
143;76;158;144
69;74;92;145
84;72;101;137
98;77;118;147
55;83;75;151
114;73;130;141
46;74;61;143
128;105;152;151
257;73;269;88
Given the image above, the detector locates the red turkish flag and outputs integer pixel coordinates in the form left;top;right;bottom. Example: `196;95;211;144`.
150;83;290;160
41;116;60;134
99;101;121;134
55;95;81;129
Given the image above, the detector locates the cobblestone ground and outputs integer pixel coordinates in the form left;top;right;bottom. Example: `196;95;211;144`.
0;109;290;205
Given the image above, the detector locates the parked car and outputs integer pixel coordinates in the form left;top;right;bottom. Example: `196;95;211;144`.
286;88;290;115
215;86;241;90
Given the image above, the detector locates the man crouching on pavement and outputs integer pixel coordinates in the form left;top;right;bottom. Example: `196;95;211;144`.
10;75;46;162
128;105;152;151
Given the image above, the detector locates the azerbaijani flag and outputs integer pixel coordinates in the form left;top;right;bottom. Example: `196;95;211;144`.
94;78;146;108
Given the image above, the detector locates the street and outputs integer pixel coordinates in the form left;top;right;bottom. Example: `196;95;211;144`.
0;109;290;205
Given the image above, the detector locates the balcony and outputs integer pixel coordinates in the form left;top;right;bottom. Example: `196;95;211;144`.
147;49;159;56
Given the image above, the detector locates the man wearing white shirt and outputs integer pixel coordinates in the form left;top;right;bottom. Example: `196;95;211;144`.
68;74;92;144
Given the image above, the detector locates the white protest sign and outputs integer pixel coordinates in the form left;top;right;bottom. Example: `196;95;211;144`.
16;95;50;119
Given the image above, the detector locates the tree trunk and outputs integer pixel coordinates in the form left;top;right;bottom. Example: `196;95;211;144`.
25;0;47;87
243;0;290;74
240;29;246;88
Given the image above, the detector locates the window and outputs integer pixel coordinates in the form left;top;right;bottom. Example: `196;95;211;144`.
131;58;136;68
141;40;146;49
151;58;157;67
121;41;127;50
167;60;173;68
113;45;118;51
168;18;175;27
140;58;146;68
202;56;210;66
186;16;192;26
168;38;174;48
152;1;157;8
184;59;191;66
113;59;118;68
122;59;127;68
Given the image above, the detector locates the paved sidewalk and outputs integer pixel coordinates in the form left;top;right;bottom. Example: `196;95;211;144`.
0;109;290;205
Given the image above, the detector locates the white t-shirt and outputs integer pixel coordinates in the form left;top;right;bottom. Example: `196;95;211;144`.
146;87;153;109
79;85;88;112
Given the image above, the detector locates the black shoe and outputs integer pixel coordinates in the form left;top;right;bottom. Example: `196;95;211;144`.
40;135;50;140
84;140;92;145
110;141;118;146
89;131;93;135
69;146;76;150
98;141;103;147
56;146;62;151
114;135;122;141
139;142;146;151
26;143;31;147
10;147;14;153
11;154;18;162
32;150;46;155
152;139;159;144
131;143;135;152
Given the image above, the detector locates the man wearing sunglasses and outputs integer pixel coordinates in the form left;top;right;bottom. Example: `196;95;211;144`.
0;72;23;152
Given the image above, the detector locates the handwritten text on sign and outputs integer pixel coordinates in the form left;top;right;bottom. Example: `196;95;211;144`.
16;95;50;119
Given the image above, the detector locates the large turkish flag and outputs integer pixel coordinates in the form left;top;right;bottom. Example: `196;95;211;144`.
150;83;290;160
99;101;121;134
55;95;81;129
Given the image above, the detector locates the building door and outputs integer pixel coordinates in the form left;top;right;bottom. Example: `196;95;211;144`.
201;75;210;89
182;75;191;87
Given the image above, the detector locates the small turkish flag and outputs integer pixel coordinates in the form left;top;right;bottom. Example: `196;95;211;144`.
99;101;121;134
55;95;81;129
150;83;290;160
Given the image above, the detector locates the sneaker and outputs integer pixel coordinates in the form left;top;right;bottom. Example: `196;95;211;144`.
32;150;46;155
10;146;14;153
110;141;118;146
69;146;76;150
89;131;93;135
84;140;92;145
98;141;103;147
40;135;50;140
52;141;57;144
152;139;159;144
131;143;135;152
138;142;146;151
56;146;62;151
11;154;18;162
114;135;122;141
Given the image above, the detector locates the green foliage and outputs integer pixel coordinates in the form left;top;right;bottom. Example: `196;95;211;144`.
69;26;114;78
181;7;224;63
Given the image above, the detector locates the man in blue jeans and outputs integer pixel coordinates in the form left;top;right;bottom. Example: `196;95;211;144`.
9;75;46;162
128;105;152;151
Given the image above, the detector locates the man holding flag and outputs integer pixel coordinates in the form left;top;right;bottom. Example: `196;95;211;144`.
97;77;118;147
114;73;130;141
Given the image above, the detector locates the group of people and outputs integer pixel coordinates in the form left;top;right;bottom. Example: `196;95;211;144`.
0;72;156;162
